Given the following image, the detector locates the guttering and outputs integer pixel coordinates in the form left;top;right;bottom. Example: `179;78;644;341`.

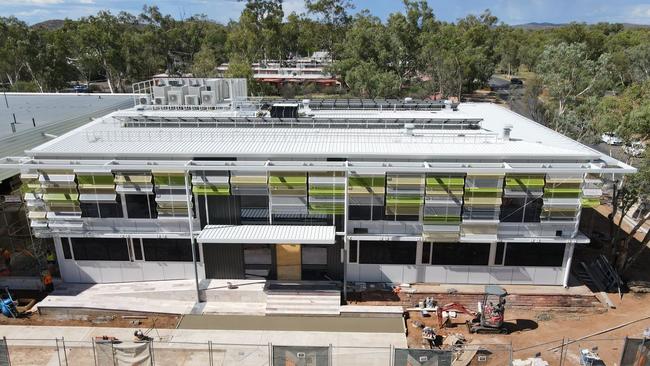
0;157;637;175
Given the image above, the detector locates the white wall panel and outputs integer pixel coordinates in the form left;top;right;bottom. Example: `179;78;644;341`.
445;266;470;283
468;267;490;284
489;267;513;284
510;266;535;284
357;264;382;282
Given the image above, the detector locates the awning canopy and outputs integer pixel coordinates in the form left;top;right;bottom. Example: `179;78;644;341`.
197;225;336;245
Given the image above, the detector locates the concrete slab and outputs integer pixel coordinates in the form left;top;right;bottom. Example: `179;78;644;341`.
178;314;404;333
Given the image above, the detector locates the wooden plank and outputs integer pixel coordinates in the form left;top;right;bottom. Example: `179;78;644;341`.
276;244;301;280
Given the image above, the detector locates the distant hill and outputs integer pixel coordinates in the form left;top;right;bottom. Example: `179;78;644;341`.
513;22;650;30
31;19;65;30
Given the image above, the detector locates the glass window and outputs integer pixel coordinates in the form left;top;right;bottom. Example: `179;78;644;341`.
133;239;143;260
70;238;129;261
244;245;272;265
494;242;505;265
302;246;327;265
500;197;543;223
142;239;193;262
431;243;490;266
359;241;416;264
504;243;565;267
125;195;156;219
349;240;358;263
62;239;72;259
81;202;123;218
422;242;432;264
349;206;371;220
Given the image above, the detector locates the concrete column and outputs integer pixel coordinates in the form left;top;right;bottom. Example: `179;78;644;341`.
184;170;201;303
563;242;576;288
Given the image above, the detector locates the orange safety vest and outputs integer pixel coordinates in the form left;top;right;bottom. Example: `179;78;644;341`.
43;273;52;286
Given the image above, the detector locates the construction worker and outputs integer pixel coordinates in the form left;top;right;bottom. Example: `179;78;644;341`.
46;250;56;266
46;250;57;277
42;270;53;292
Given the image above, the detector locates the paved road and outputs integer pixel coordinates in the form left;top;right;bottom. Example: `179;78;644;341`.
488;75;633;163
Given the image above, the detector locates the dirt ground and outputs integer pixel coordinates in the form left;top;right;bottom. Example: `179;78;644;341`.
0;311;180;329
406;292;650;365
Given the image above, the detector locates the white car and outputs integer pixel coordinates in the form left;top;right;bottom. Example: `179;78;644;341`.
601;133;623;145
624;141;646;157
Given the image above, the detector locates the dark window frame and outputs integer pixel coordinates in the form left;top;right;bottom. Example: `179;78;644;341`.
142;239;195;262
358;241;417;265
125;194;157;219
504;242;566;267
431;243;490;266
70;238;130;261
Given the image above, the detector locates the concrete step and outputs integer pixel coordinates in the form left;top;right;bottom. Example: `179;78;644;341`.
265;292;341;315
200;301;267;316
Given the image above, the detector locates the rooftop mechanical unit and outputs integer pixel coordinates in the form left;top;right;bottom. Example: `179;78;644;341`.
167;86;188;106
136;95;151;105
153;85;170;99
200;90;217;106
184;95;199;106
153;96;166;106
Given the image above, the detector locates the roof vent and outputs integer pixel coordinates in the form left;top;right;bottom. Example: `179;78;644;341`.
404;123;415;136
503;124;513;141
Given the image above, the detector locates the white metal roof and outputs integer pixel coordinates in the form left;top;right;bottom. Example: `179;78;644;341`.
17;102;624;167
197;225;336;244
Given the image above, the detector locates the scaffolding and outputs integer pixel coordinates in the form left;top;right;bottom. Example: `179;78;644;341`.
0;174;46;276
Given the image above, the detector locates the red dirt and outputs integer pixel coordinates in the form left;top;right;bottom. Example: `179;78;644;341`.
406;293;650;365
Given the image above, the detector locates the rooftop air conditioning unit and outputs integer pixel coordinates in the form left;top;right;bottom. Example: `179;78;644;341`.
167;85;188;106
153;85;170;99
154;96;166;105
200;90;217;106
184;95;199;106
137;95;151;105
188;85;206;98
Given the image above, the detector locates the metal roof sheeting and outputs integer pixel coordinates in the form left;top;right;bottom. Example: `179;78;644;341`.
197;225;336;244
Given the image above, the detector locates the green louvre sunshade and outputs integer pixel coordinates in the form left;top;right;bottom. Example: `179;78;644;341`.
270;173;307;193
115;172;153;194
504;174;545;197
192;171;230;196
542;174;583;221
423;174;464;239
308;172;345;215
230;172;268;195
270;172;308;215
153;172;192;217
76;173;116;203
581;177;603;209
462;174;504;221
386;174;424;216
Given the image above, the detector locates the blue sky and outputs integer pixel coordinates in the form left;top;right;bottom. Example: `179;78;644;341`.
2;0;650;25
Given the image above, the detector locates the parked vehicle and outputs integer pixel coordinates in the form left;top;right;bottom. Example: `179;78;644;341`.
623;141;646;157
73;84;89;93
510;78;523;85
601;133;623;145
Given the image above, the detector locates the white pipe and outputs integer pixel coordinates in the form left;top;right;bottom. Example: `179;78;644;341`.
563;242;576;288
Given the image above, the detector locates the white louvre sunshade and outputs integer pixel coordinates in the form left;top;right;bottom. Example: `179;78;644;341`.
197;225;336;245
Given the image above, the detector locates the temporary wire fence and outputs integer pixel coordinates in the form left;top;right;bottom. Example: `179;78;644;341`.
1;338;514;366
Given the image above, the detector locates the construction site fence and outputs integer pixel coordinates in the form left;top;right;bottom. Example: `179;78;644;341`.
0;337;514;366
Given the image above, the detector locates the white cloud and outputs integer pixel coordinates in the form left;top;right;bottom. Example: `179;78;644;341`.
0;0;64;4
629;4;650;19
283;0;306;17
79;0;95;4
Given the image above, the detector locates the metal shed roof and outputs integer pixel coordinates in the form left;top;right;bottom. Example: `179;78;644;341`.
197;225;336;244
